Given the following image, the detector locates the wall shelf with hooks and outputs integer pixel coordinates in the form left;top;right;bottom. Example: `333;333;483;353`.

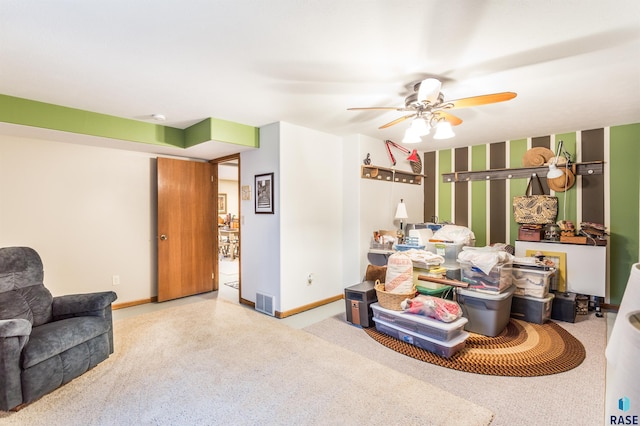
361;165;424;185
441;161;603;183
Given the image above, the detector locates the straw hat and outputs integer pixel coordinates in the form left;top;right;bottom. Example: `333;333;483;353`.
547;167;576;192
522;147;555;167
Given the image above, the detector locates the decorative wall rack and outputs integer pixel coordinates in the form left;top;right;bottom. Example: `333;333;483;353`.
361;165;424;185
441;161;603;183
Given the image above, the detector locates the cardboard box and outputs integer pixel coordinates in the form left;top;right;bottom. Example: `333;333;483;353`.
518;226;544;241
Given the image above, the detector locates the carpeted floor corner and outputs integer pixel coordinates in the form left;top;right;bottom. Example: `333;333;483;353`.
304;311;606;426
1;299;494;426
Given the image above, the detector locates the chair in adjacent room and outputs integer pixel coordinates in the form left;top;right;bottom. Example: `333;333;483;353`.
0;246;118;411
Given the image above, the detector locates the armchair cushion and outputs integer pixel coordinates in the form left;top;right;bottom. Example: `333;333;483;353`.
0;319;32;339
21;316;110;369
0;247;53;326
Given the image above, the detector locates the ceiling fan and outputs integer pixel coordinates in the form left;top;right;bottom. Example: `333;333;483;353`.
348;78;517;142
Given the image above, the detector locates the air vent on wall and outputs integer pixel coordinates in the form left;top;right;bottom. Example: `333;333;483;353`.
255;291;275;316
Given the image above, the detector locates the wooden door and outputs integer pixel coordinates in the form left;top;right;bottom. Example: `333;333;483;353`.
157;157;215;302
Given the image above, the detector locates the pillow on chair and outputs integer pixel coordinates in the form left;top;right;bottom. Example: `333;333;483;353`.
365;264;387;283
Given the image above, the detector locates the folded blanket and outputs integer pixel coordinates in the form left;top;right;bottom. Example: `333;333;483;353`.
458;247;513;275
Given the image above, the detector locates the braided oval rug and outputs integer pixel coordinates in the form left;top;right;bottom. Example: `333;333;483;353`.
364;319;585;377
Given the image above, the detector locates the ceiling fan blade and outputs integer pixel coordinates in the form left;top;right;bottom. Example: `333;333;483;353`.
448;92;517;109
378;114;415;129
435;111;463;126
347;106;401;111
417;78;442;103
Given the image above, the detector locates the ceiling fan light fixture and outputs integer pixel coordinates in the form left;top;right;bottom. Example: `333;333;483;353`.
433;121;455;139
402;127;422;144
410;117;430;136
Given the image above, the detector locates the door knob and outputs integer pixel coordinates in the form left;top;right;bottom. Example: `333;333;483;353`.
160;234;167;240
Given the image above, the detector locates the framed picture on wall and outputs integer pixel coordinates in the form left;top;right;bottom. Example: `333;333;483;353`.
255;173;274;214
218;193;227;214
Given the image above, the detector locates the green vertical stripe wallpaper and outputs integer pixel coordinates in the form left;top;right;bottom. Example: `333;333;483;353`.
424;123;640;305
509;139;528;245
609;124;640;305
555;132;577;224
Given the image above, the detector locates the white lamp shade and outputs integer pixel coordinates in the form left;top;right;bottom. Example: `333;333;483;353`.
402;127;422;144
547;163;564;179
433;121;455;139
395;200;408;220
410;117;430;136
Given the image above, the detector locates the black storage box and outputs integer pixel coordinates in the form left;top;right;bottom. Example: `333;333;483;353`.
344;281;378;327
550;292;577;323
511;293;554;324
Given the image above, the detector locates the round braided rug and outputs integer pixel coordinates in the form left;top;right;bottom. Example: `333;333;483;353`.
364;319;585;377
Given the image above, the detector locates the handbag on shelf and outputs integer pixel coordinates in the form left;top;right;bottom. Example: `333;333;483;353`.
513;175;558;224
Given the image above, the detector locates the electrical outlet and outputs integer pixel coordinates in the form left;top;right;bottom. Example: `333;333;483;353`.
112;275;120;286
307;273;313;285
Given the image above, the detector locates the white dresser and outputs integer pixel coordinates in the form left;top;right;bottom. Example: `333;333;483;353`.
514;241;607;297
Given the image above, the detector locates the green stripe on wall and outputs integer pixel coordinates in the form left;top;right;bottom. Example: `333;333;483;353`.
555;132;577;224
438;149;452;222
471;145;487;246
454;147;469;227
609;123;640;305
509;139;528;245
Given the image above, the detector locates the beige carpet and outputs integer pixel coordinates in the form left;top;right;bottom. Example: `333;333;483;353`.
305;312;607;426
1;299;494;425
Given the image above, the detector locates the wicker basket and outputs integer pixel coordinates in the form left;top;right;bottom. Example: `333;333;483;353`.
374;281;416;311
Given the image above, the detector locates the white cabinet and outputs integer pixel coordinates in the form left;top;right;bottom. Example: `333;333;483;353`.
514;241;607;297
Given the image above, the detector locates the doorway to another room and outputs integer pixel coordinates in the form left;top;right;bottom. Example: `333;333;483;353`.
216;156;240;303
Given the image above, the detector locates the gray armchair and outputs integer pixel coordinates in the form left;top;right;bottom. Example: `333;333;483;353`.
0;246;117;411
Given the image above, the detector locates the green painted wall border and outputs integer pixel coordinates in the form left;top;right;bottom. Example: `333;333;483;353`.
184;117;259;148
609;123;640;305
0;94;259;150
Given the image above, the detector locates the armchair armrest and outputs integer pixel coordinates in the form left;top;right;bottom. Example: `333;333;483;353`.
52;291;118;320
0;319;32;338
0;319;32;410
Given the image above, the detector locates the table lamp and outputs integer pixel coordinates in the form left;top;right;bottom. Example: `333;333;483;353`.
395;199;409;243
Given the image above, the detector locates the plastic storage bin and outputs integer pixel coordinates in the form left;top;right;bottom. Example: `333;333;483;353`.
510;293;554;324
511;266;555;298
372;317;469;358
459;261;512;293
456;285;516;336
371;302;467;341
426;241;465;268
416;282;454;300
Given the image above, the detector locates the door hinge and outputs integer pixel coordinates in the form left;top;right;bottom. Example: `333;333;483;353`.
212;272;215;279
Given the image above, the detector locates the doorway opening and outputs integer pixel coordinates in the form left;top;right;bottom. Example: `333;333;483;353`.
215;155;240;303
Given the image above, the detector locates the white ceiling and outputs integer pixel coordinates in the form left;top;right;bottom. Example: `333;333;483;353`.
1;1;639;159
